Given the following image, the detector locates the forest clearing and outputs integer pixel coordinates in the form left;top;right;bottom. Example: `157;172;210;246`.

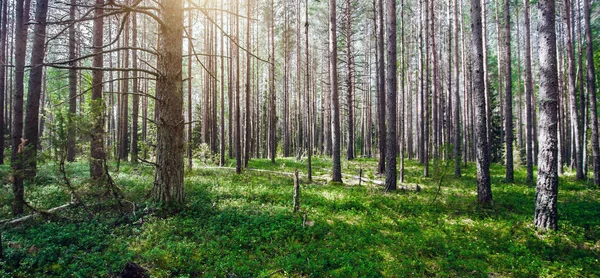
1;0;600;276
1;158;599;276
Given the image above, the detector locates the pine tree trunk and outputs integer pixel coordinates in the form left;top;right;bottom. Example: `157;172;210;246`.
453;0;461;177
502;0;513;182
584;0;599;187
534;0;559;230
186;11;193;169
90;0;106;180
23;0;49;178
385;0;397;191
329;0;342;183
131;11;139;164
345;0;355;161
376;0;385;174
11;0;31;215
152;0;185;205
67;0;77;162
524;0;534;182
470;0;492;206
565;0;584;180
0;0;8;165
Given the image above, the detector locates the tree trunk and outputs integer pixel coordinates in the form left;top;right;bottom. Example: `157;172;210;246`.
235;0;242;173
470;0;492;206
502;0;513;182
268;0;276;164
131;11;139;164
565;0;583;180
152;0;185;205
384;0;397;191
584;0;599;187
534;0;559;231
67;0;77;162
345;0;355;161
11;0;31;215
524;0;534;182
119;12;130;161
329;0;342;183
23;0;49;177
453;0;461;177
376;0;385;174
0;0;8;165
186;10;193;169
90;0;106;180
305;0;312;181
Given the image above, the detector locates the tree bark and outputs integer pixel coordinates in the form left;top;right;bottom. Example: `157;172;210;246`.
329;0;342;183
345;0;355;161
0;0;8;165
23;0;49;177
131;10;139;164
376;0;385;174
90;0;106;180
186;10;193;169
67;0;77;162
152;0;185;205
502;0;513;182
534;0;559;231
470;0;492;206
384;0;397;191
11;0;31;215
584;0;599;187
565;0;583;180
453;0;461;177
524;0;534;182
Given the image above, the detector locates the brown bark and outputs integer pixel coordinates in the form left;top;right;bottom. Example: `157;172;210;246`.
23;0;49;177
330;0;342;183
131;11;139;164
584;0;599;187
453;0;461;177
186;10;193;169
524;0;534;182
11;0;31;215
565;0;584;180
384;0;397;191
376;0;385;174
502;0;513;182
152;0;185;205
471;0;492;206
0;0;8;165
67;0;77;162
90;0;106;180
534;0;559;231
345;0;355;161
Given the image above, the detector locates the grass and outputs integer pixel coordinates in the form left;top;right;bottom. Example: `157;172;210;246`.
0;156;599;277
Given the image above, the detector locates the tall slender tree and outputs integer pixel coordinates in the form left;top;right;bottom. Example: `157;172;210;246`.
470;0;492;206
584;0;599;187
565;0;583;180
502;0;513;182
330;0;342;183
67;0;77;162
534;0;559;230
384;0;397;191
376;0;385;174
524;0;534;182
11;0;32;215
0;0;8;165
90;0;105;181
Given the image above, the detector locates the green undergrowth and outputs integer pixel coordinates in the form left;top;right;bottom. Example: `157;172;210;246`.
0;157;598;277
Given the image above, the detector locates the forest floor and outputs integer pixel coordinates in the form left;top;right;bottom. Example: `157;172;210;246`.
0;157;599;277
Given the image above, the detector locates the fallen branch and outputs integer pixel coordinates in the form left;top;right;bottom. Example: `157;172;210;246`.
0;202;75;226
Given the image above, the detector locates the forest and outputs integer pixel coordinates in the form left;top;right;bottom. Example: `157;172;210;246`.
0;0;599;276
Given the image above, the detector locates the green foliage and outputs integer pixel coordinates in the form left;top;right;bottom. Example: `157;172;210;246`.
1;158;598;277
